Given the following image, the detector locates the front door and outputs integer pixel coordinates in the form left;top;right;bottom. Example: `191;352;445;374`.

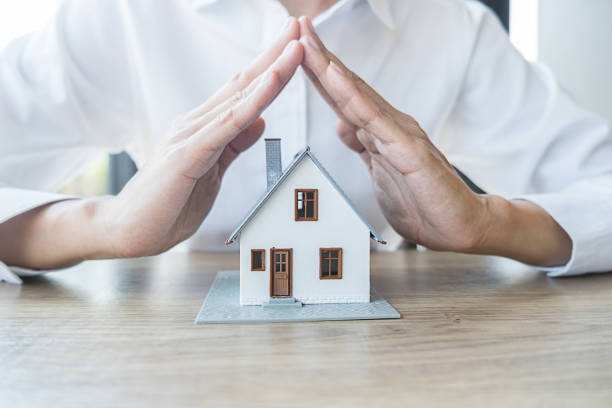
270;248;292;297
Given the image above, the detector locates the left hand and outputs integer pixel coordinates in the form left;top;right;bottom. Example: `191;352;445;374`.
298;17;489;252
297;17;572;266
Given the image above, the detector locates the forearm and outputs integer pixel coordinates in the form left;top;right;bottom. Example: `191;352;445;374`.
0;19;302;272
475;195;572;267
0;197;113;270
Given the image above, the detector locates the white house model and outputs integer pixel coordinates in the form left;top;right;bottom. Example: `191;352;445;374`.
226;139;386;306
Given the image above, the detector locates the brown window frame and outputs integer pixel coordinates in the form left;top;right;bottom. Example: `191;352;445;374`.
319;248;342;279
251;249;265;271
295;189;318;221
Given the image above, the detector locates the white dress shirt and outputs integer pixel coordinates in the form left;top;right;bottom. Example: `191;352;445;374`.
1;0;612;283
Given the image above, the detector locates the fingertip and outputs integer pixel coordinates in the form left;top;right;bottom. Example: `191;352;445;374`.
299;36;323;72
294;39;305;58
297;22;325;62
282;40;304;67
335;119;352;135
283;39;302;54
335;120;353;141
336;120;365;153
253;116;266;134
291;38;304;51
298;17;314;39
286;15;298;26
298;36;310;56
298;16;314;32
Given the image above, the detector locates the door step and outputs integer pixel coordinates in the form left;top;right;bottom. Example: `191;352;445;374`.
262;297;303;309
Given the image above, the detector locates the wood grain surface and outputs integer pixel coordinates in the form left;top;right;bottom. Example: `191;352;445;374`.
1;249;612;407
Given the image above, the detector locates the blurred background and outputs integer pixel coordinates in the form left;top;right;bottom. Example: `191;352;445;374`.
1;0;610;196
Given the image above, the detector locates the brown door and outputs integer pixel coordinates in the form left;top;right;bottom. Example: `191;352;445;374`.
270;249;292;297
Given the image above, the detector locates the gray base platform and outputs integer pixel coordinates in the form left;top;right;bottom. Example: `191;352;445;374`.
196;270;400;324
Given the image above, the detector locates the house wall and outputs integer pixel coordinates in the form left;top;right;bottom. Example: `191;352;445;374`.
239;157;371;305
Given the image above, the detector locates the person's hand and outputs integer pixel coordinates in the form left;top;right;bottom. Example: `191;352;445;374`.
100;18;304;258
0;18;304;269
298;16;487;252
297;17;571;265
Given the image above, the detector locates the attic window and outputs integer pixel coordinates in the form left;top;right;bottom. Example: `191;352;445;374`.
295;189;318;221
320;248;342;279
251;249;265;271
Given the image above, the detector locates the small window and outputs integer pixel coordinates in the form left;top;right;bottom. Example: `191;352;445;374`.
320;248;342;279
251;249;265;271
295;189;318;221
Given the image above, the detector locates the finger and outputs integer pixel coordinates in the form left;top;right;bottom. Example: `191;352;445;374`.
302;63;353;126
303;36;399;143
190;41;303;160
168;36;302;145
336;119;373;170
300;16;432;150
355;128;384;157
174;70;273;142
299;17;393;111
187;39;302;144
218;117;265;174
298;23;404;146
301;40;375;170
193;39;303;135
335;119;363;153
184;17;300;120
297;19;347;121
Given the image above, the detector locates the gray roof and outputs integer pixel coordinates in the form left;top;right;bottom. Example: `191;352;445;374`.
225;147;386;245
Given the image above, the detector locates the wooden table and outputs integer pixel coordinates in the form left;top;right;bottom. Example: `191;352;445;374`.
2;250;612;407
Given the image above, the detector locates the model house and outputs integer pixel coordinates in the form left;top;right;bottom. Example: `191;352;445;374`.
226;139;385;306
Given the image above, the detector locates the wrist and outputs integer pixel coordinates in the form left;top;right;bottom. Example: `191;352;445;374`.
39;196;118;263
0;196;116;269
470;194;514;255
472;194;572;267
77;196;119;260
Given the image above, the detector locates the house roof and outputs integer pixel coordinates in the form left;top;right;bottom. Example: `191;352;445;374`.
225;147;386;245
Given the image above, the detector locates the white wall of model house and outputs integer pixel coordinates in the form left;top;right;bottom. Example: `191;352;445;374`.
238;156;371;305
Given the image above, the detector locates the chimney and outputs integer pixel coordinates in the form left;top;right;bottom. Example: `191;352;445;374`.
265;138;282;190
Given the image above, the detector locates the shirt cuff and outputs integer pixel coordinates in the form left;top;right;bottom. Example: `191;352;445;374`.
513;178;612;277
0;261;23;284
0;261;61;284
0;187;75;224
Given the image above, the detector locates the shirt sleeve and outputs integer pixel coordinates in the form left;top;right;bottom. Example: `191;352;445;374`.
0;0;143;280
438;2;612;276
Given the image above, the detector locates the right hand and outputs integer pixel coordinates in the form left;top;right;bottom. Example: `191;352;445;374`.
98;18;303;258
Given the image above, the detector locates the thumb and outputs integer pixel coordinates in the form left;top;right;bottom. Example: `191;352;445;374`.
335;119;365;153
218;117;266;174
